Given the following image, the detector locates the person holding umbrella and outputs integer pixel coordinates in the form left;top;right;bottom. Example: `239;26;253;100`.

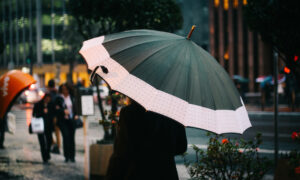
106;98;187;180
82;27;251;178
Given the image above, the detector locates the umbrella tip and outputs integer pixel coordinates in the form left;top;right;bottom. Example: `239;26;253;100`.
186;25;196;40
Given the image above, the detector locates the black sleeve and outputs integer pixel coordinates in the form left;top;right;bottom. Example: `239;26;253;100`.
54;97;65;117
32;103;39;117
173;123;188;155
47;102;55;119
141;112;187;156
71;96;78;117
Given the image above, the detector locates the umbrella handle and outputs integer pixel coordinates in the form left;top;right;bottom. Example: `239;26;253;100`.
89;66;100;85
89;65;109;85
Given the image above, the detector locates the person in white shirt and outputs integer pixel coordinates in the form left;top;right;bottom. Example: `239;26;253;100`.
55;83;78;163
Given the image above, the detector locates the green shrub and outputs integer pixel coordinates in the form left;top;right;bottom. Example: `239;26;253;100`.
183;133;273;180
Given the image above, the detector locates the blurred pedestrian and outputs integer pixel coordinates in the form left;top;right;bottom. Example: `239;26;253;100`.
106;98;187;180
55;83;78;163
0;116;7;149
47;79;61;154
32;93;54;163
76;77;83;88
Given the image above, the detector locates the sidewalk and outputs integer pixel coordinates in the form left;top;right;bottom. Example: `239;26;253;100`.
0;107;87;179
245;104;300;112
2;103;295;179
0;105;190;179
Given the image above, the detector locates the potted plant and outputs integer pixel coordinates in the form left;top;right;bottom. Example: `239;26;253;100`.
183;133;273;179
90;88;126;178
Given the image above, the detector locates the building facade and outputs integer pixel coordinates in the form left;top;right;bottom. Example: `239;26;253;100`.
176;0;209;49
209;0;273;92
0;0;89;87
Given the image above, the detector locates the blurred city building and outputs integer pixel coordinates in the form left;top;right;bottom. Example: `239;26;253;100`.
209;0;273;92
0;0;89;87
176;0;209;50
1;0;282;93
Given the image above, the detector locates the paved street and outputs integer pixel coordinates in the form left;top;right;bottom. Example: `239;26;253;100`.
1;104;300;179
0;104;103;180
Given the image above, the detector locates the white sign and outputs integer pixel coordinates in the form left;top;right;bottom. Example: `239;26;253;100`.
81;95;94;115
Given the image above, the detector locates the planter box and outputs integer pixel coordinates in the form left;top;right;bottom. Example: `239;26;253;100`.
90;143;113;177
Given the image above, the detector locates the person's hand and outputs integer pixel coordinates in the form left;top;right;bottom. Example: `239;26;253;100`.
74;115;79;120
44;108;48;114
64;109;69;115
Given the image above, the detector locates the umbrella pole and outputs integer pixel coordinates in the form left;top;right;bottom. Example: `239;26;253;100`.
94;76;110;141
273;50;279;167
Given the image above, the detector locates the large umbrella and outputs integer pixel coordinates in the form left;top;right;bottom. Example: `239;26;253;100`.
0;70;36;120
79;29;251;134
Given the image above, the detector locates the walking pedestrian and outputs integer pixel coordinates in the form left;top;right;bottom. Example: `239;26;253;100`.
47;79;61;154
55;83;78;163
0;116;7;149
106;98;187;180
32;93;54;163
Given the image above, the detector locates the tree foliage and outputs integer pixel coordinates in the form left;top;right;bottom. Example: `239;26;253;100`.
243;0;300;78
67;0;183;40
62;0;183;64
0;37;4;55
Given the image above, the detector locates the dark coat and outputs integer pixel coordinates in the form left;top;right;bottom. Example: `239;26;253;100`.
106;102;187;180
32;100;54;133
54;95;78;128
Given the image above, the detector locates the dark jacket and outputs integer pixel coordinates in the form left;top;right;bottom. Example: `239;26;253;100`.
54;95;78;128
106;102;187;180
32;100;54;133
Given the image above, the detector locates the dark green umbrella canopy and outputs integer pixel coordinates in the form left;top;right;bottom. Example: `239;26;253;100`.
102;30;241;110
80;29;251;134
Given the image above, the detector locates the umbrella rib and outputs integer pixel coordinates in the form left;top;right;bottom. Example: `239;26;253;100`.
175;43;189;100
105;38;181;58
103;34;181;47
199;47;240;110
165;42;190;101
131;40;183;74
103;30;182;43
185;43;193;103
194;45;218;110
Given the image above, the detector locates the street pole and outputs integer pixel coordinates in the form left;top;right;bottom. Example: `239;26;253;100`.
8;0;14;69
2;0;7;66
273;50;279;167
95;77;106;121
83;115;89;180
36;0;42;65
95;77;109;140
51;0;55;63
15;0;19;66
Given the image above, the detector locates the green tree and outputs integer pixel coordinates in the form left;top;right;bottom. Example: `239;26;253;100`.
67;0;183;39
62;0;183;81
0;37;4;55
244;0;300;80
62;0;183;141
